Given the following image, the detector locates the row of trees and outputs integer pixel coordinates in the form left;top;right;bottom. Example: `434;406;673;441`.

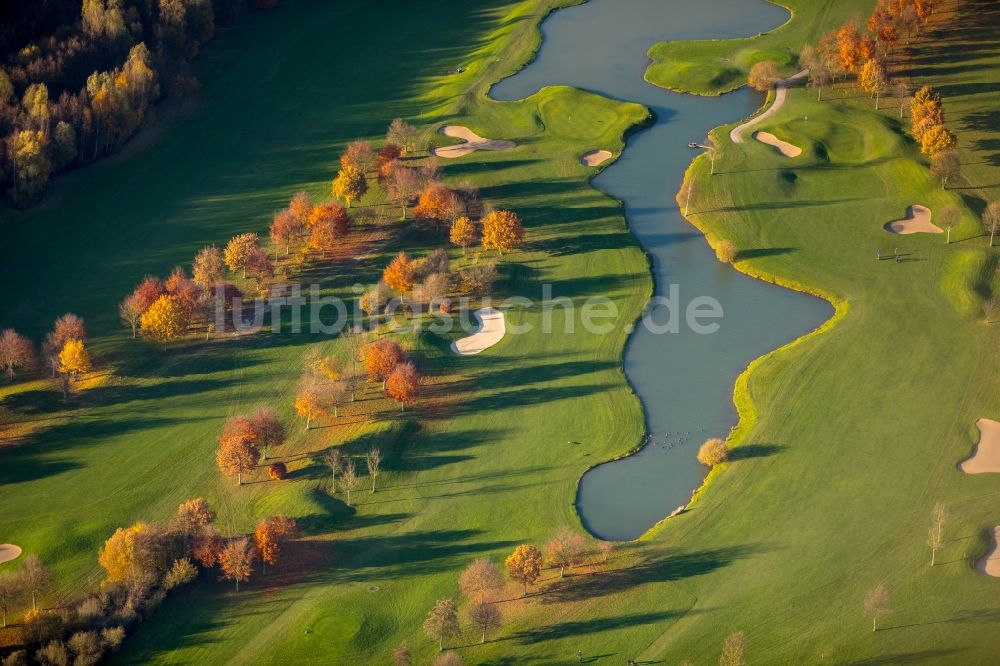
0;314;92;398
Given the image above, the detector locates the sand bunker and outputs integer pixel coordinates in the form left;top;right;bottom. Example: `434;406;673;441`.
730;69;808;143
581;150;613;167
431;126;515;159
884;204;942;235
753;131;802;157
960;418;1000;474
0;544;22;564
977;526;1000;577
451;307;505;355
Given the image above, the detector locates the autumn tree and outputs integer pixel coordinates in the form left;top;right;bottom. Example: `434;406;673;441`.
366;447;382;493
172;498;216;535
254;516;298;571
58;340;92;397
423;597;460;651
544;528;588;578
910;86;943;141
42;314;86;376
386;163;423;220
939;205;960;244
800;44;830;100
341;457;358;506
9;130;51;207
294;373;338;430
747;60;780;91
481;210;525;254
433;652;464;666
249;408;286;460
719;631;746;666
697;438;729;467
382;251;417;295
120;277;166;338
270;210;304;256
460;263;498;297
386;362;420;411
387;119;420;154
163;558;198;590
505;544;543;596
308;202;350;235
0;329;35;380
984;202;1000;247
192;246;225;290
469;601;501;644
364;338;405;387
415;182;462;228
331;165;368;207
863;584;890;631
892;79;912;119
192;528;224;568
140;294;189;343
98;523;159;589
341;140;378;173
459;558;504;602
859;58;888;108
216;419;260;485
920;124;956;156
836;22;864;74
360;281;392;321
224;233;260;278
928;502;947;566
219;538;256;591
930;150;960;189
288;191;314;224
322;449;341;493
450;216;477;255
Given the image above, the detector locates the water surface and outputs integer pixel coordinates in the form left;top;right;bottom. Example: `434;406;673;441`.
492;0;833;540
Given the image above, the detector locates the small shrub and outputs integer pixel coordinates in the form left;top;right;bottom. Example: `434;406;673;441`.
1;651;29;666
697;438;729;467
100;626;126;652
34;641;69;666
163;558;198;590
715;240;738;264
268;462;288;480
21;609;65;646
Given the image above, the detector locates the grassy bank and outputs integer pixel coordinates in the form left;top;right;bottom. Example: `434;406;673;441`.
638;0;1000;662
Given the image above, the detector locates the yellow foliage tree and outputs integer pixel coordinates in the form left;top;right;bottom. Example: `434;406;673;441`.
697;438;729;467
449;216;477;255
58;339;91;378
98;523;154;585
481;210;524;255
859;58;888;108
140;294;189;343
504;544;542;597
331;164;368;207
919;124;956;155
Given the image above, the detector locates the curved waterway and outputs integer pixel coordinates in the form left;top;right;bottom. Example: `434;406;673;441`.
491;0;833;541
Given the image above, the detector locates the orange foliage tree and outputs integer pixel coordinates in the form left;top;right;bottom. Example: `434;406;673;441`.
253;516;298;571
383;251;416;295
386;362;420;411
505;544;543;597
270;210;304;255
836;22;864;73
481;210;525;254
218;538;256;591
216;418;260;485
249;408;286;460
414;182;461;228
340;140;378;173
288;191;314;225
120;276;166;338
363;339;405;387
172;498;216;534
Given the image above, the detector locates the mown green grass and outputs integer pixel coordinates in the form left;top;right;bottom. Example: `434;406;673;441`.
0;0;704;663
634;1;1000;663
645;0;872;95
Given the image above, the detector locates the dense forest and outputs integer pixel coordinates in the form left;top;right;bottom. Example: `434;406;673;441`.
0;0;279;208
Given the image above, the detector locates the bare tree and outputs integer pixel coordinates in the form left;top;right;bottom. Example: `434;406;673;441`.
984;202;1000;247
0;571;23;627
20;556;50;611
939;205;960;244
864;584;890;631
423;597;460;651
322;449;341;493
893;78;912;119
930;150;960;189
928;502;948;565
366;447;382;493
468;601;502;643
719;631;746;666
341;457;357;506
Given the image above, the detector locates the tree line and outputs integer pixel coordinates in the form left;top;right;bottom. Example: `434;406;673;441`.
0;0;283;208
0;497;296;665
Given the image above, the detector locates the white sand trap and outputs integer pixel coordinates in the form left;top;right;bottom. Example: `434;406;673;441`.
431;126;515;159
451;307;505;355
0;544;23;564
884;204;942;235
753;131;802;157
977;526;1000;577
960;418;1000;474
581;150;613;166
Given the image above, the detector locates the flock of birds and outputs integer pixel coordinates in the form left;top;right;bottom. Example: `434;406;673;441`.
568;427;711;452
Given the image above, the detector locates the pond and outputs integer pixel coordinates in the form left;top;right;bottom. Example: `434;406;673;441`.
491;0;834;540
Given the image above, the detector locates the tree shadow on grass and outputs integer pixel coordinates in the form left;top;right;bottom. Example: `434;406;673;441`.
842;649;962;665
728;443;783;460
504;609;694;644
537;544;767;605
737;247;795;261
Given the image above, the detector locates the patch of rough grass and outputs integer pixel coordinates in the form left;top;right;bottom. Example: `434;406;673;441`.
941;249;994;318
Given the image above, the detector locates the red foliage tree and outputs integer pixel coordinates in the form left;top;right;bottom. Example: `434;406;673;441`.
363;339;405;387
386;361;420;411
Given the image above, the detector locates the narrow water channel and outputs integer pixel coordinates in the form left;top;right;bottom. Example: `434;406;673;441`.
491;0;834;541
